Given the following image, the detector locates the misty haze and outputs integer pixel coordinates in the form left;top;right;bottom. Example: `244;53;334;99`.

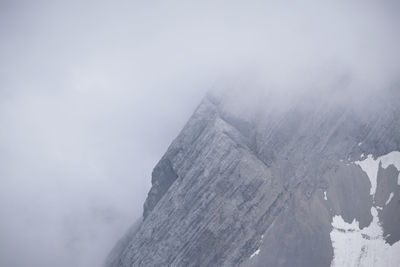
1;1;400;267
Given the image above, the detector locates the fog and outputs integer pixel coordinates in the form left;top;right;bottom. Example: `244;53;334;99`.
0;1;399;266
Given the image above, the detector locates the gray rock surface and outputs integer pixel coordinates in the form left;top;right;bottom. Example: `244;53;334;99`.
106;89;400;267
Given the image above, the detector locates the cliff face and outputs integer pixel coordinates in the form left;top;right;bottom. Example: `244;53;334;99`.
107;89;400;267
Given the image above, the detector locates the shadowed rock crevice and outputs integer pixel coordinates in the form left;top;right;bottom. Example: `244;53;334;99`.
143;158;178;219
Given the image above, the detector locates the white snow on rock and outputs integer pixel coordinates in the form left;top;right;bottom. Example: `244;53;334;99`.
331;151;400;266
385;192;394;205
330;207;400;267
379;151;400;170
354;151;400;195
250;249;260;259
324;191;328;200
379;151;400;185
354;155;380;196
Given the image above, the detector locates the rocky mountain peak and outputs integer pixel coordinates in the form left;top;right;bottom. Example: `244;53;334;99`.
106;88;400;267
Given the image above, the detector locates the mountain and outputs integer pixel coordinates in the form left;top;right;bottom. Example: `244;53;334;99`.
106;88;400;267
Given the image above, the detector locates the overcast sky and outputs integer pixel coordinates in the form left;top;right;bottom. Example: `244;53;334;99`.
1;1;400;267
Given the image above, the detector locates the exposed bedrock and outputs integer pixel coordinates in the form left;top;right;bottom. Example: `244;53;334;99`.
106;90;400;267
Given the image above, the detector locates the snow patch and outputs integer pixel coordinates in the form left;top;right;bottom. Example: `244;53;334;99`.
330;207;400;267
250;249;260;259
385;192;394;205
379;151;400;185
354;151;400;196
354;154;379;195
324;191;328;200
249;234;265;259
358;142;363;146
331;151;400;266
379;151;400;170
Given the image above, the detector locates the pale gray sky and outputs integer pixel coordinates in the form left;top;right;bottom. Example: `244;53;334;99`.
0;1;399;266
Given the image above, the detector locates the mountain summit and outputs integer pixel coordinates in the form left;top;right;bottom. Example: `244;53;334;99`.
106;88;400;267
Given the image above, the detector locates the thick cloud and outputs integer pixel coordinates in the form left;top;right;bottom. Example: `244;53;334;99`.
0;1;399;266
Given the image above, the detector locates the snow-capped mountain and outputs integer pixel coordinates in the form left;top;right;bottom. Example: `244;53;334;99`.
106;88;400;267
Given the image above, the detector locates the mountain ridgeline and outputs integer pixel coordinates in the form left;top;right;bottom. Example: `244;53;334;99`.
106;88;400;267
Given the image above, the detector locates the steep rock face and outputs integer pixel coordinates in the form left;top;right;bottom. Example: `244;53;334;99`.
106;90;400;267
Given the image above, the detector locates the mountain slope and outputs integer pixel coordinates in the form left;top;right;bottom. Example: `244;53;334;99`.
106;89;400;267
